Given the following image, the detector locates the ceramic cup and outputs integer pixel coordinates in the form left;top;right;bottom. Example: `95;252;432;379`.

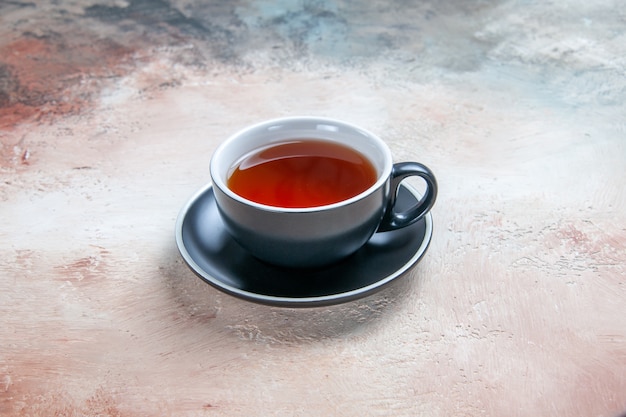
210;116;437;268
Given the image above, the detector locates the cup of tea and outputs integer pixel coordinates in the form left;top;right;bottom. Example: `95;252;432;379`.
210;116;437;268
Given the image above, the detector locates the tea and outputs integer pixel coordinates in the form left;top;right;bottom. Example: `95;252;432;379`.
227;140;377;208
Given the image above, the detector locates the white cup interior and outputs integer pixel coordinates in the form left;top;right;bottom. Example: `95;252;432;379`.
210;117;393;209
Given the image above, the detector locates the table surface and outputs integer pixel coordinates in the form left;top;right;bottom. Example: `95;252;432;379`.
1;1;625;416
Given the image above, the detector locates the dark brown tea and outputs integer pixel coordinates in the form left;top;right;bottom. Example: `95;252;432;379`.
227;140;377;208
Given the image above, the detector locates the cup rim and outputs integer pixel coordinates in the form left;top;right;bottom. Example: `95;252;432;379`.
210;116;393;213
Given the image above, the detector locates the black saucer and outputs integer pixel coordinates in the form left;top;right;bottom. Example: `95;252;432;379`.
175;183;433;307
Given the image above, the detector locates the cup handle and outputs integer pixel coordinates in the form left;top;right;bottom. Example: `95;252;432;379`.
377;162;438;232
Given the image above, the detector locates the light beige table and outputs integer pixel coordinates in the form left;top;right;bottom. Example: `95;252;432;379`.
1;1;625;416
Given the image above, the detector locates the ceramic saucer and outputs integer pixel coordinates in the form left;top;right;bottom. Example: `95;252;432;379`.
175;183;433;307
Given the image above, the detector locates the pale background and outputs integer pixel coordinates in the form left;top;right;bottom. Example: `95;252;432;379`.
1;1;625;416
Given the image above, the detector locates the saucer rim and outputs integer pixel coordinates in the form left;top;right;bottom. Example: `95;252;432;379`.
175;182;433;307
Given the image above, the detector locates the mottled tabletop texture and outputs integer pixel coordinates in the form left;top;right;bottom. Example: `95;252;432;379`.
1;1;625;416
